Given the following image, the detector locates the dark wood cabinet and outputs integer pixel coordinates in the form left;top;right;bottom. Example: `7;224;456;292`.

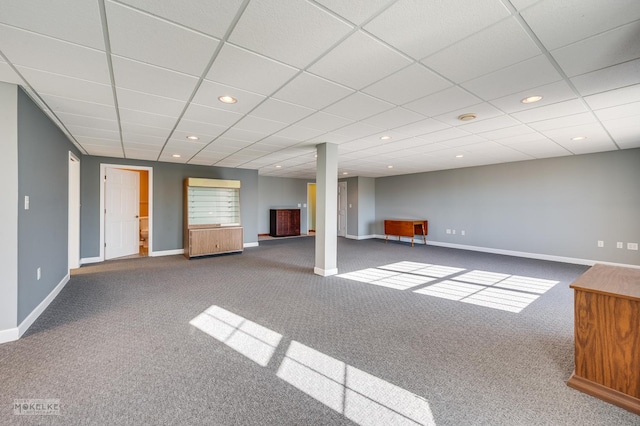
270;209;300;237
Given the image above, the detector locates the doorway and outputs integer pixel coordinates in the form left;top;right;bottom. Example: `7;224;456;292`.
99;164;153;261
68;152;80;270
307;183;316;234
338;181;347;237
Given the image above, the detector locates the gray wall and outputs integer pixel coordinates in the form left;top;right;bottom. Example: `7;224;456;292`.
340;177;358;237
80;157;258;258
375;149;640;266
258;176;312;234
17;88;81;323
0;83;18;331
358;177;376;237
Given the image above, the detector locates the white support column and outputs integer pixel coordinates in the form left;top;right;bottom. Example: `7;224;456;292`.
314;143;338;277
0;83;19;343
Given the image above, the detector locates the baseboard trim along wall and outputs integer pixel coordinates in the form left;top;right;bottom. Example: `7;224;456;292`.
244;242;259;248
0;273;72;344
80;256;101;265
373;235;640;269
150;249;184;257
346;234;376;240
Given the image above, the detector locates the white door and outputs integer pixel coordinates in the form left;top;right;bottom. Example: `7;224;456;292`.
338;181;347;237
105;168;139;260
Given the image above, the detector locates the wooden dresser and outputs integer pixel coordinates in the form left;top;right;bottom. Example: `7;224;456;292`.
384;219;428;247
567;264;640;415
270;209;300;237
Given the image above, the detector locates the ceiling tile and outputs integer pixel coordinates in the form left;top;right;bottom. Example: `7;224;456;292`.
457;115;521;133
120;121;171;139
478;124;536;141
66;125;119;140
509;0;540;11
493;132;550;145
42;95;116;121
556;138;619;155
506;140;570;159
323;92;394;121
0;60;24;84
521;0;640;50
364;0;509;59
296;111;354;132
583;84;640;110
511;99;587;123
274;125;325;141
0;24;110;84
112;56;199;101
418;127;470;143
527;112;595;132
173;119;227;140
57;112;118;132
308;31;412;90
222;127;267;143
273;72;354;109
314;0;391;25
0;0;105;49
433;102;506;127
234;115;289;134
594;101;640;121
606;126;640;149
118;108;177;130
332;122;383;139
82;144;124;157
392;118;450;136
106;1;219;77
540;123;613;146
461;55;562;100
116;87;187;117
117;0;244;39
124;147;161;161
440;135;488;148
16;67;114;105
182;103;243;127
490;80;577;113
228;0;353;68
250;98;315;123
122;133;166;146
552;21;640;77
206;44;299;96
404;86;481;117
362;63;451;105
191;79;266;113
571;59;640;96
362;107;425;129
258;135;299;148
422;18;540;83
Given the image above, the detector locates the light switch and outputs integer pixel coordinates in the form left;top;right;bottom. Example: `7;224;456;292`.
349;204;352;208
297;203;301;207
24;196;29;210
303;203;307;208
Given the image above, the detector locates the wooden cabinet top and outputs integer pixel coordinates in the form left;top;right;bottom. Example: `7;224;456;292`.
570;263;640;301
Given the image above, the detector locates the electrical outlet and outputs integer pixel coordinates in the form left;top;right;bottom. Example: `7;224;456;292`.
628;242;638;251
37;267;41;280
446;229;451;234
597;240;604;248
617;242;623;249
452;229;456;235
24;196;30;210
461;230;465;236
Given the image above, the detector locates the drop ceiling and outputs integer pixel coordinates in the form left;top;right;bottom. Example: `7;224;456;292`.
1;0;639;178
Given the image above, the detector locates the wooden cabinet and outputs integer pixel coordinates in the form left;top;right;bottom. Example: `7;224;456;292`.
567;264;640;415
184;178;243;258
384;219;428;247
270;209;300;237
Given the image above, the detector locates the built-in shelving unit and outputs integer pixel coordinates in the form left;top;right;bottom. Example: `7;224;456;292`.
183;178;243;258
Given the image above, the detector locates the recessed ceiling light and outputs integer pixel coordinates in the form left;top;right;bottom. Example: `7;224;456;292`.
457;113;477;121
275;165;282;168
455;154;464;158
521;95;543;104
218;95;237;104
172;154;181;158
186;135;199;141
342;172;348;175
571;136;587;141
380;135;392;140
387;165;393;169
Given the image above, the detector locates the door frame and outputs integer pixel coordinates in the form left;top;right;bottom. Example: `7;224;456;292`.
99;163;153;261
68;152;81;270
307;182;316;234
338;181;347;237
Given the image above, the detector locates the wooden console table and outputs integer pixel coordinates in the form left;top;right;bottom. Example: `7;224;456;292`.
384;220;428;247
566;264;640;415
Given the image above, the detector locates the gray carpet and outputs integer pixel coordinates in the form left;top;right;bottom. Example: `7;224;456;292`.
1;238;638;425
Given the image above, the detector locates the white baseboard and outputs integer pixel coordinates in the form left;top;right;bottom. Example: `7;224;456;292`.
0;327;19;345
373;235;640;269
14;272;70;340
346;234;376;240
80;256;101;265
244;242;259;248
314;266;338;277
149;248;184;257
